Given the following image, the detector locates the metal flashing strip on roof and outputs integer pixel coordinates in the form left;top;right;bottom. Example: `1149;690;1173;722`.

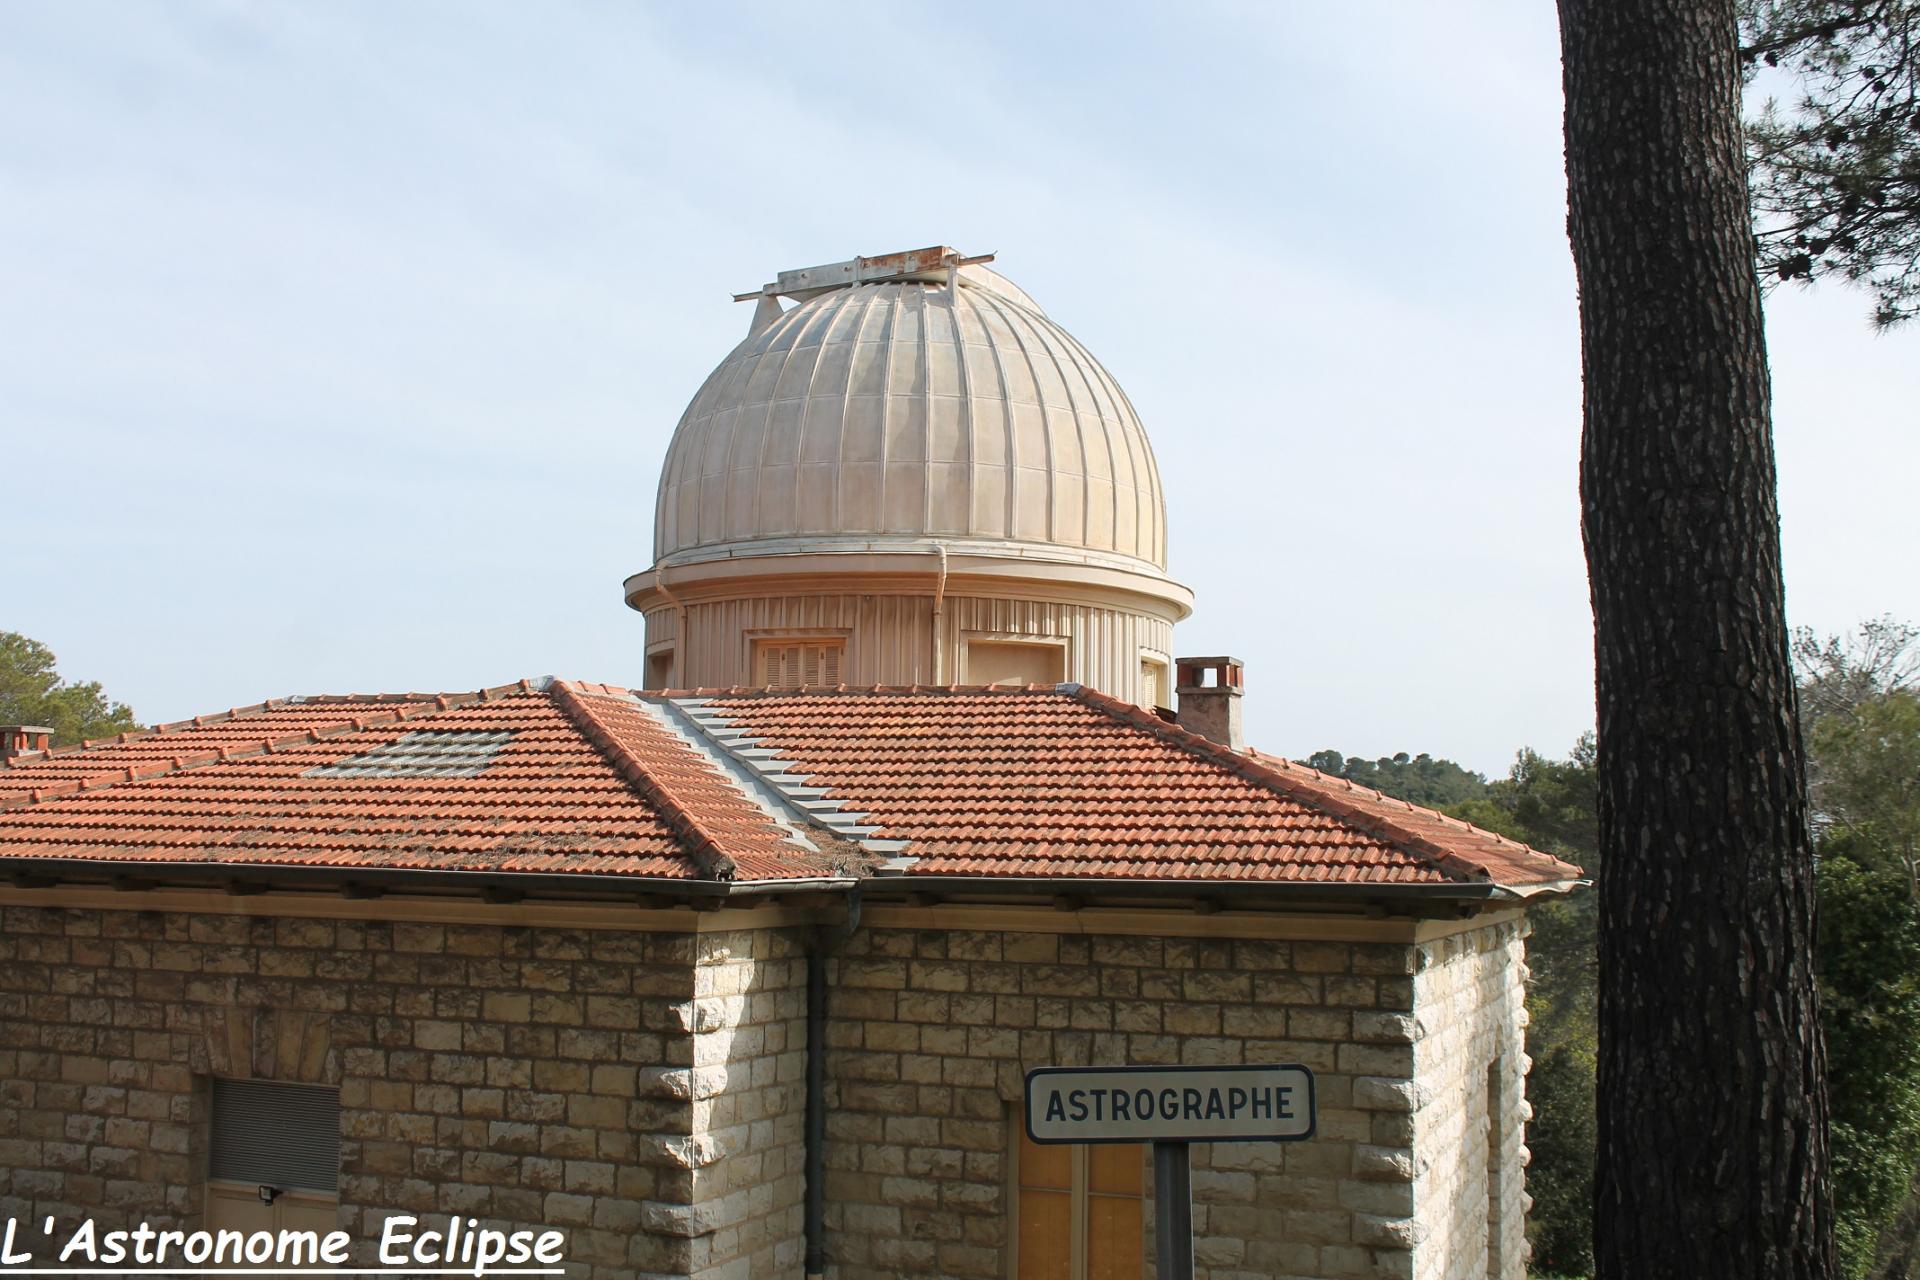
303;730;516;779
626;697;822;853
654;696;918;873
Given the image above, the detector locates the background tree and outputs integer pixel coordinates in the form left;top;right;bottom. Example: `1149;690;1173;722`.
0;631;140;746
1557;1;1836;1276
1793;620;1920;1278
1741;0;1920;327
1299;748;1486;809
1795;618;1920;904
1876;1193;1920;1280
1820;844;1920;1277
1796;616;1920;721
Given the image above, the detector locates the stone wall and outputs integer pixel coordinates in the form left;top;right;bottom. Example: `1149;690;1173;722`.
816;919;1528;1280
1407;917;1530;1280
680;926;809;1280
0;899;1533;1280
0;902;725;1280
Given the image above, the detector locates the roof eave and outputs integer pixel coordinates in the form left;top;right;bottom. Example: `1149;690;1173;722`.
0;857;857;901
1500;877;1588;901
875;874;1527;904
0;857;1584;916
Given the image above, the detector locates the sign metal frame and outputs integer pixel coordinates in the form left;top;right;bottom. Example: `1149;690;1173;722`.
1022;1062;1317;1146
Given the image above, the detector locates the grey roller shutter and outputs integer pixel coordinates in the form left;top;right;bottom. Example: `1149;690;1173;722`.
209;1079;340;1194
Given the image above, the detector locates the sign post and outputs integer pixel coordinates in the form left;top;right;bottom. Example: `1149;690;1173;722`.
1152;1139;1195;1280
1023;1064;1315;1276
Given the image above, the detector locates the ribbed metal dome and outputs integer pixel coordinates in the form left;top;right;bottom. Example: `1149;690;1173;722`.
652;267;1169;573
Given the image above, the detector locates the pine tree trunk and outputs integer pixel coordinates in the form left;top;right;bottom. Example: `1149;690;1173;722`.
1556;3;1837;1277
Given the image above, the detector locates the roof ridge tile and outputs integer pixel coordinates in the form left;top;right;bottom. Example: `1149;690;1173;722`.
547;683;739;882
1244;747;1556;857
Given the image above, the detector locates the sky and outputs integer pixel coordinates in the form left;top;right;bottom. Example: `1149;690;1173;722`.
2;1;1914;777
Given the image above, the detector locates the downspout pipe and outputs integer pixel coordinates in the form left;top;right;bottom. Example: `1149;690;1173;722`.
805;888;862;1280
930;544;950;684
654;567;688;683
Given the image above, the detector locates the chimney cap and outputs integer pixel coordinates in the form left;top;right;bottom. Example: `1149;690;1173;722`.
1173;659;1245;750
1174;656;1244;693
1;724;57;761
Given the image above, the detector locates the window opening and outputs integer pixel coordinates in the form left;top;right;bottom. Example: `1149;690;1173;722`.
1012;1119;1143;1280
967;640;1065;688
205;1078;342;1238
753;639;845;687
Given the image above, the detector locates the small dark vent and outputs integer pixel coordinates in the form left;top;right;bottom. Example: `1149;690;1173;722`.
209;1078;340;1193
304;730;515;779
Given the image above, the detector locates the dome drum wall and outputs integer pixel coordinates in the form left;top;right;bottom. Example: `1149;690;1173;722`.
640;591;1175;704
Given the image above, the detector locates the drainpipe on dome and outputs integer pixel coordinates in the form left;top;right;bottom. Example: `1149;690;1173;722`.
654;568;688;685
805;888;863;1280
930;544;950;684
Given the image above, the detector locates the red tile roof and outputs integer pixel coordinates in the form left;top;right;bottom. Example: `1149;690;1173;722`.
0;680;1579;895
691;685;1580;891
0;681;849;885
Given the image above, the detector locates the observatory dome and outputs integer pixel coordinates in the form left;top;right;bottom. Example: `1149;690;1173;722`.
626;247;1189;703
651;257;1168;574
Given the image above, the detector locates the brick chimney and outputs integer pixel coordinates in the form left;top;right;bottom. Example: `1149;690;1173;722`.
0;725;55;762
1174;657;1243;751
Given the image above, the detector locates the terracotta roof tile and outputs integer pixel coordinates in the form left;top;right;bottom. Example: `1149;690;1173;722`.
685;685;1581;891
0;680;1580;895
0;682;848;885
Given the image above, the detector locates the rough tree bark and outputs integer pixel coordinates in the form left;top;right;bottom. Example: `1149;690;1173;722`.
1556;3;1837;1278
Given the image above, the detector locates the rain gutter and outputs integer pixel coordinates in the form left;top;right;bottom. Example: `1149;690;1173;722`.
864;875;1534;905
805;887;862;1280
0;858;855;902
0;859;1580;907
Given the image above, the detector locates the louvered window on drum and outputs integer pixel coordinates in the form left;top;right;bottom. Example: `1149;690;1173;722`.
753;640;844;687
209;1079;341;1194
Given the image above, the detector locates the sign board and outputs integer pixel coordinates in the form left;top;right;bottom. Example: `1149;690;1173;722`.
1024;1064;1315;1145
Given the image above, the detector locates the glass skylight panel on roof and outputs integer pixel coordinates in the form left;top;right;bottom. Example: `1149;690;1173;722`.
304;730;515;779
